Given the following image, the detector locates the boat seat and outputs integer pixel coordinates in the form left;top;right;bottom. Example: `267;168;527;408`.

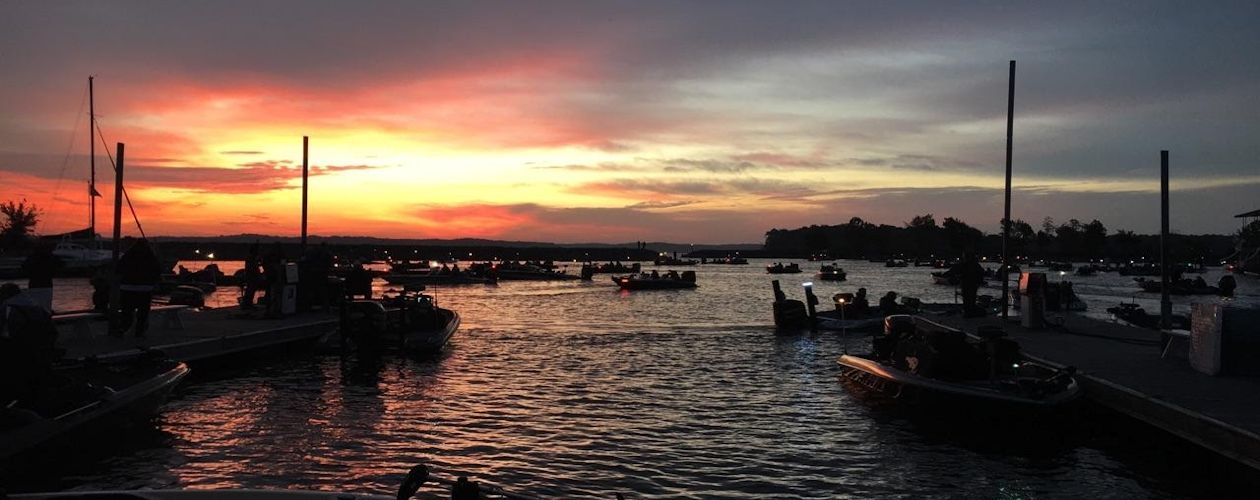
53;311;106;339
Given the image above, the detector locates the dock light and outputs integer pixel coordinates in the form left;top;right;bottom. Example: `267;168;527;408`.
194;249;200;254
206;253;215;259
837;297;847;304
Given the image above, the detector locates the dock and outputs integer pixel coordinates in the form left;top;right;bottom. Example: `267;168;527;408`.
931;312;1260;471
53;306;339;365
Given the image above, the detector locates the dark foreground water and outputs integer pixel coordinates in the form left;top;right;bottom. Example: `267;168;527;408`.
6;259;1259;498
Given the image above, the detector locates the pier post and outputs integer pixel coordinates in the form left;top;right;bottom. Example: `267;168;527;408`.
1160;151;1171;329
301;135;309;252
1001;60;1016;321
111;143;125;263
802;282;818;331
109;142;125;310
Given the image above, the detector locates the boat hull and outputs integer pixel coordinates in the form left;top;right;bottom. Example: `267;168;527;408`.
611;276;697;290
383;273;496;285
837;354;1080;409
402;310;461;356
1;360;190;464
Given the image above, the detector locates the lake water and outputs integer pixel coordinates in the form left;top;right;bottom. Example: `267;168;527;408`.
5;259;1258;498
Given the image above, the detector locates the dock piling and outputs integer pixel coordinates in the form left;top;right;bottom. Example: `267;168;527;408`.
802;282;818;330
1001;60;1016;322
1160;150;1171;329
301;135;309;252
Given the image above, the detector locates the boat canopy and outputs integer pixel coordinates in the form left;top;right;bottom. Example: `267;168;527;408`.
39;227;96;240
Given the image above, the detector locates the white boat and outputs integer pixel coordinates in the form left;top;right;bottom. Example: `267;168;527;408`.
51;240;112;271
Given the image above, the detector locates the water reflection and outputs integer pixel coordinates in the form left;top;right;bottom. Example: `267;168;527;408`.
8;259;1254;497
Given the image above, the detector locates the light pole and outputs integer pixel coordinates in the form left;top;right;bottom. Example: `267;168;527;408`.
837;295;847;337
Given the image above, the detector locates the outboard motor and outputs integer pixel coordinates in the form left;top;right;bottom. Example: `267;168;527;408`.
341;300;388;347
1218;275;1237;298
681;270;697;282
773;299;808;330
876;315;917;360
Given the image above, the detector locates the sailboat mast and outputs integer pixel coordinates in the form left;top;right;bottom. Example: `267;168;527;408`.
89;76;96;236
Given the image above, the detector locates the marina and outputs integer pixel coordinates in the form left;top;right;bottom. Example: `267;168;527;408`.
2;258;1256;497
4;3;1260;497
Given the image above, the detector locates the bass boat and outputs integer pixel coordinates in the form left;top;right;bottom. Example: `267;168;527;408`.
838;315;1080;410
339;286;460;356
2;353;189;465
612;271;697;290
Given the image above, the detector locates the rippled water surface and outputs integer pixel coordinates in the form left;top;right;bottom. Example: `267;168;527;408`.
7;259;1259;498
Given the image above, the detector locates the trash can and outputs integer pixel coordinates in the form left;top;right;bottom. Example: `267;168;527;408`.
1019;272;1046;329
1194;304;1260;376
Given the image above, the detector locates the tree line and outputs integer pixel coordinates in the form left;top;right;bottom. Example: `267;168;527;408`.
764;214;1245;262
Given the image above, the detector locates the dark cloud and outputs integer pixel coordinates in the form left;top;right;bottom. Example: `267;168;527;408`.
533;162;650;173
849;154;982;172
625;200;698;209
0;151;380;194
579;177;820;199
660;158;758;173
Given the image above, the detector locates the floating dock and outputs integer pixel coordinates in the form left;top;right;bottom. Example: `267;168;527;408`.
53;306;339;365
932;313;1260;471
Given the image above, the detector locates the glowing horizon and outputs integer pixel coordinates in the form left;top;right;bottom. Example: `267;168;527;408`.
3;2;1258;243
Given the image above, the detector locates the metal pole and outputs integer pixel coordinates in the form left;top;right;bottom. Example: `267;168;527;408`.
89;76;96;235
108;142;124;311
301;135;309;252
111;143;125;263
1001;60;1016;321
1160;150;1171;329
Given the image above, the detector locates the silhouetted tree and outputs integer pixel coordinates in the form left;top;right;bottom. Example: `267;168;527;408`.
0;199;39;251
1110;229;1140;259
1055;219;1084;258
999;218;1036;257
1082;219;1108;257
942;217;983;253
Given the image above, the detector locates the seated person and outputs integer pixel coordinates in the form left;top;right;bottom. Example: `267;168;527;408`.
879;291;903;315
853;288;871;316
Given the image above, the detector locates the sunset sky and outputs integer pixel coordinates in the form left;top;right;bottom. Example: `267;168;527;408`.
2;1;1258;244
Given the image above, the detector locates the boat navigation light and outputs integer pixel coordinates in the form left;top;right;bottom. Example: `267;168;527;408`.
837;297;846;304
